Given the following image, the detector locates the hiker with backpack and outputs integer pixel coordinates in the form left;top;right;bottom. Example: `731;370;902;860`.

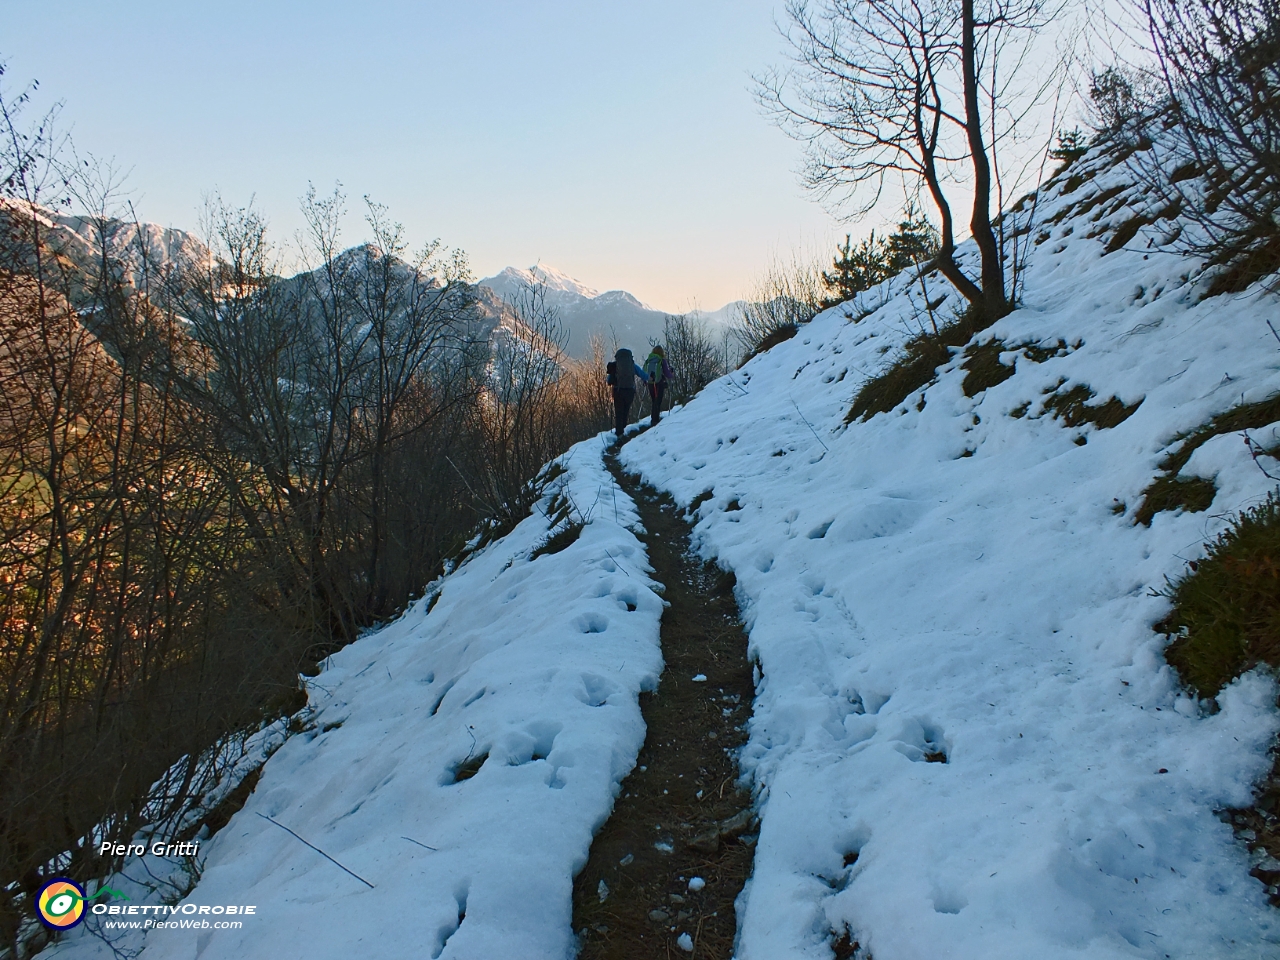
643;345;673;427
605;347;649;440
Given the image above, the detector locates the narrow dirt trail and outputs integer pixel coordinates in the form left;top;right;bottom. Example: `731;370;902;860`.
571;446;757;959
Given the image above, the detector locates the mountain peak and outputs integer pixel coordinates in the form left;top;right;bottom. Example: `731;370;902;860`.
481;264;600;301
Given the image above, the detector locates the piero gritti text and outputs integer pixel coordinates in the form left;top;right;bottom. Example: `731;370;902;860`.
99;840;200;858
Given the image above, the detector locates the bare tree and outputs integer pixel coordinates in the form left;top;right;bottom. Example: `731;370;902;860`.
758;0;1064;323
0;66;618;955
1139;0;1280;294
660;313;728;406
179;189;480;641
0;80;284;956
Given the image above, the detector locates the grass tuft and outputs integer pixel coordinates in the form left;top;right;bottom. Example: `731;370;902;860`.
739;323;798;365
1159;490;1280;696
531;521;585;561
1042;383;1142;429
1203;232;1280;298
1134;476;1217;525
961;340;1016;397
1136;393;1280;523
450;752;489;784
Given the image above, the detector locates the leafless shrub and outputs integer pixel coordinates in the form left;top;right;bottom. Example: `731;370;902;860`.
732;252;826;361
757;0;1071;324
0;71;607;954
1087;64;1165;134
1137;0;1280;294
659;313;729;407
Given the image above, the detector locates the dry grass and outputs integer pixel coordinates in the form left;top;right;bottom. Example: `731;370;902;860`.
1136;393;1280;524
1159;491;1280;697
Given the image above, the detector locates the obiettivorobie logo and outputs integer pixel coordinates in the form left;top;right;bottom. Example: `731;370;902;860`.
36;877;257;933
35;878;127;930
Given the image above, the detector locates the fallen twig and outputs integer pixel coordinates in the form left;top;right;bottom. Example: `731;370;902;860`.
789;395;830;452
402;836;438;852
256;813;374;888
1244;431;1280;480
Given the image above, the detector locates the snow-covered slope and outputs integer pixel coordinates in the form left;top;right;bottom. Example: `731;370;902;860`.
619;137;1280;957
44;449;664;960
39;132;1280;960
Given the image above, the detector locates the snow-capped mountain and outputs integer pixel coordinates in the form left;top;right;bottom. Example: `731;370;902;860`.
480;265;690;359
481;264;603;301
690;299;745;328
0;198;210;287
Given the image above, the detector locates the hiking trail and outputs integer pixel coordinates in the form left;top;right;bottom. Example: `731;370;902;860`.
570;443;757;959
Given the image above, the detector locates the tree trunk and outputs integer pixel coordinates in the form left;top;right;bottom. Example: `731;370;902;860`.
962;0;1010;322
921;156;983;308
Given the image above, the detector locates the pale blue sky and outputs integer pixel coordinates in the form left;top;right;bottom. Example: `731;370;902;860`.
3;1;851;311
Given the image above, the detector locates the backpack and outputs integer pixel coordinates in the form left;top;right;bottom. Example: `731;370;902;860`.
644;354;665;383
613;348;635;390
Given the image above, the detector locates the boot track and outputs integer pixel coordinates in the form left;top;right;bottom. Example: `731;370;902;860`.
571;445;757;959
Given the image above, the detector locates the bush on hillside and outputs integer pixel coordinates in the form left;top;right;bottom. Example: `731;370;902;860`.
1159;490;1280;697
658;313;729;408
733;253;825;363
1139;0;1280;295
822;207;940;309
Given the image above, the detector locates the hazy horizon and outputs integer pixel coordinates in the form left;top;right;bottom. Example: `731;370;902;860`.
1;0;864;313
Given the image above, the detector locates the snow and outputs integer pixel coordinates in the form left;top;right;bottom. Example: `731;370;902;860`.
44;444;664;960
618;135;1280;957
38;132;1280;960
480;264;602;301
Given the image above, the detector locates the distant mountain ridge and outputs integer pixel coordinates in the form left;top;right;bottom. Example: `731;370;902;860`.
478;265;667;359
479;265;738;360
0;200;739;363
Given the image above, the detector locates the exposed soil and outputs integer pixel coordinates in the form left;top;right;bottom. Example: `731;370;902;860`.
1225;763;1280;908
571;444;757;959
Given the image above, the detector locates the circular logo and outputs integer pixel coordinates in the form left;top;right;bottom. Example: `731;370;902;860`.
36;878;87;930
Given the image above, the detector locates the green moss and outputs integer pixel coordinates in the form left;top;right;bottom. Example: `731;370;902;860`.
1159;491;1280;696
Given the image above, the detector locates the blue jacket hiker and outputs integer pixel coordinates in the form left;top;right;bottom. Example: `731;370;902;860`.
605;347;648;439
643;346;673;426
